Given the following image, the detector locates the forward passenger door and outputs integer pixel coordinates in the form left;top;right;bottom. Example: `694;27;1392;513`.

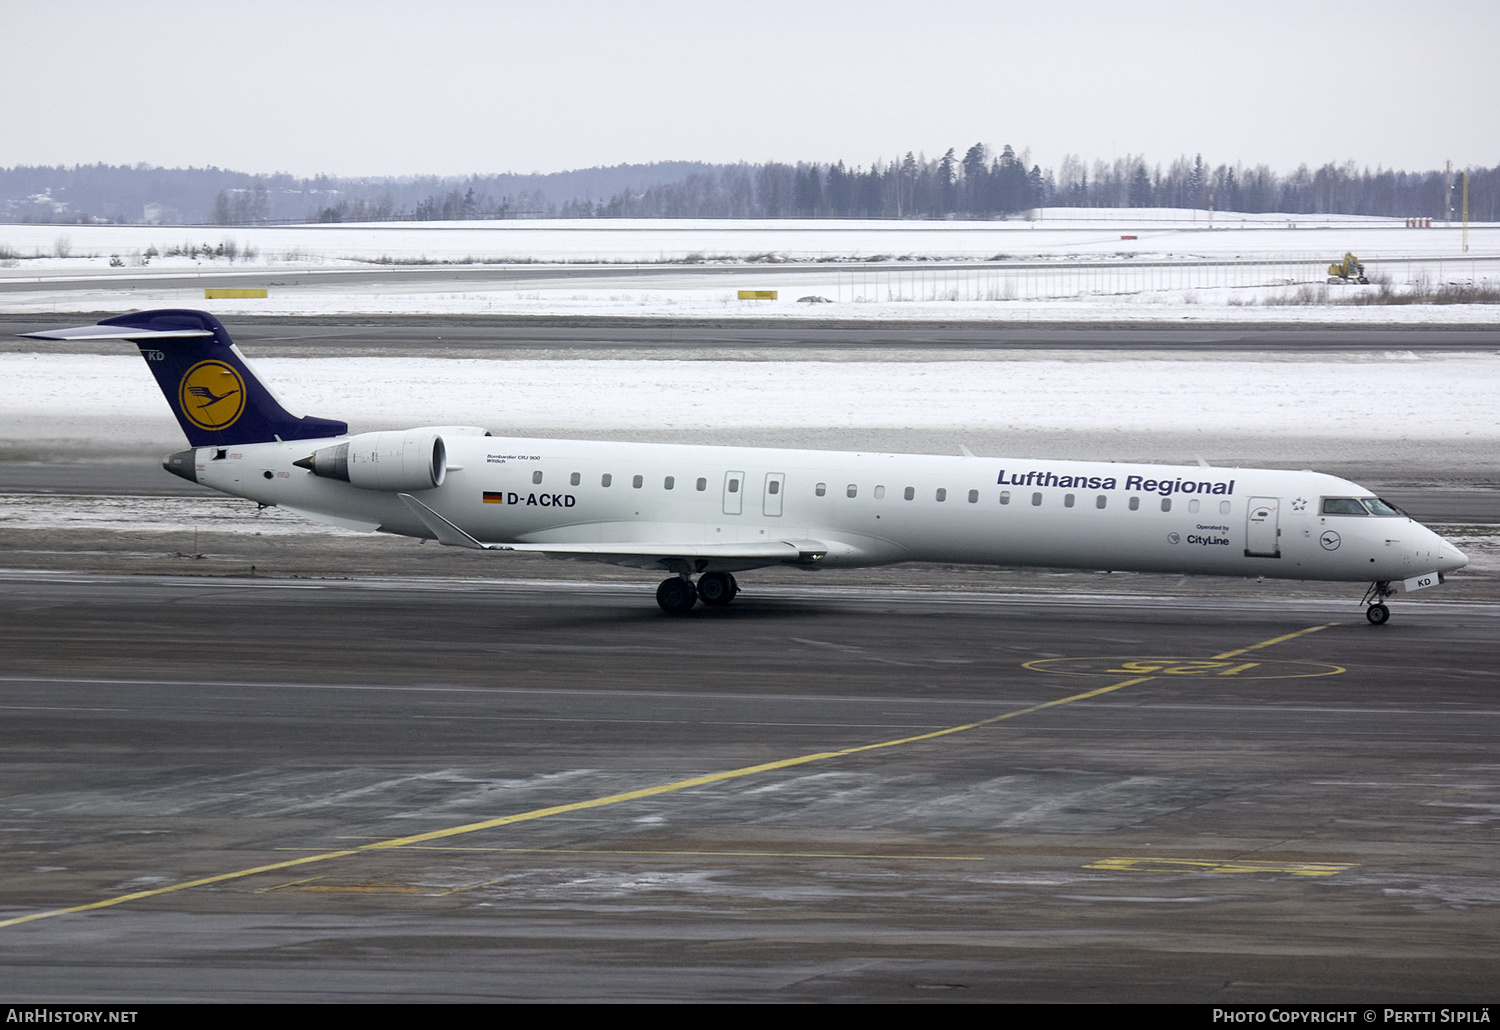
1246;497;1280;557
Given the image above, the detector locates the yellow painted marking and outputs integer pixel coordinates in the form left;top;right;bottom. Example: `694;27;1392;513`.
737;289;777;300
1024;656;1343;680
1087;857;1355;877
255;875;326;894
286;885;425;894
1;623;1337;929
0;850;363;928
436;879;507;896
204;288;268;299
281;846;986;862
1210;622;1337;659
0;679;1146;928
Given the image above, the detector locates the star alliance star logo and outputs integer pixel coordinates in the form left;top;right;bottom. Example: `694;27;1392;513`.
1292;497;1308;512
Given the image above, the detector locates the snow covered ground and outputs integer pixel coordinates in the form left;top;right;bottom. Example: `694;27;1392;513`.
5;349;1497;471
2;210;1488;264
2;212;1495;322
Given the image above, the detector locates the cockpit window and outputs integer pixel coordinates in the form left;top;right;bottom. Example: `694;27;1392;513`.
1322;498;1368;516
1362;497;1405;517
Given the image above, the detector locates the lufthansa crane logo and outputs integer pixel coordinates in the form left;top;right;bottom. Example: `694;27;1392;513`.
177;361;245;431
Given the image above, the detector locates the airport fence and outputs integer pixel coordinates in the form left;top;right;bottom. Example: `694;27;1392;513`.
829;254;1500;303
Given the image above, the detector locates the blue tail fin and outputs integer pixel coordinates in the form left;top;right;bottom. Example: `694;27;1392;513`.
28;309;348;447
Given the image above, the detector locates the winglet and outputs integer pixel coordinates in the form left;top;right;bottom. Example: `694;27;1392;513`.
398;493;493;549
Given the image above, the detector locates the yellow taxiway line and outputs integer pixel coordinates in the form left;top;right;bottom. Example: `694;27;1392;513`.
0;623;1337;929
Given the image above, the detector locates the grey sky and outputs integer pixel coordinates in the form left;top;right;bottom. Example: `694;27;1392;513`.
3;0;1494;179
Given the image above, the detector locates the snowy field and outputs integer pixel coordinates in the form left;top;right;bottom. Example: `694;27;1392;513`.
5;349;1497;472
2;212;1495;322
1;210;1488;264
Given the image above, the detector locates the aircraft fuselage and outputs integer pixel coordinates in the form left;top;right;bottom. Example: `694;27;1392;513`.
187;434;1461;585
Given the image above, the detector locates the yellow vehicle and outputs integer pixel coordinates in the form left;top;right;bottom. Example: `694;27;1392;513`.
1327;252;1369;284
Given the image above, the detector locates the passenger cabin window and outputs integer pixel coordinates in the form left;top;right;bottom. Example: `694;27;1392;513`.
1129;496;1140;511
697;478;707;491
1188;499;1200;513
1323;498;1366;515
936;488;947;502
968;489;979;503
664;476;675;490
873;485;884;499
1161;498;1171;512
1031;492;1042;506
570;472;580;486
815;482;826;496
1064;493;1075;508
904;487;915;501
847;484;858;498
1000;491;1010;505
601;473;612;487
533;471;543;484
1219;500;1231;514
632;475;643;489
1096;495;1107;509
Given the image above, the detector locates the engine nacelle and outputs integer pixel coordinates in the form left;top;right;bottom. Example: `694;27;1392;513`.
295;430;448;491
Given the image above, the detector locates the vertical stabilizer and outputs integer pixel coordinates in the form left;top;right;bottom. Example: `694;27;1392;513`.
23;309;348;447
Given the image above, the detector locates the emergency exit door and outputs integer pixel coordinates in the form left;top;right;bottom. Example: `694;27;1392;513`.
722;471;744;515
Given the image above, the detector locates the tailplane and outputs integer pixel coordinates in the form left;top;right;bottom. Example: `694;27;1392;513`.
22;309;347;447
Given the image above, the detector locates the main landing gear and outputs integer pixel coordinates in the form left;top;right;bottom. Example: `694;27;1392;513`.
656;572;740;613
1361;580;1394;625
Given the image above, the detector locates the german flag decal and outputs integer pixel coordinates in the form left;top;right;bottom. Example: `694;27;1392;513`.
483;491;505;504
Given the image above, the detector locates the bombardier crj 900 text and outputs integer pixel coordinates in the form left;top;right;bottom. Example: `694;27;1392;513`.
26;310;1468;623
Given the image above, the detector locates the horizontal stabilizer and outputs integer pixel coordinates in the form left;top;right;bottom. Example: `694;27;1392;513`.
21;324;213;341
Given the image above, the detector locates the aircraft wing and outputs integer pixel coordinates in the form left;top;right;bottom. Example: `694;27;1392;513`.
397;493;826;571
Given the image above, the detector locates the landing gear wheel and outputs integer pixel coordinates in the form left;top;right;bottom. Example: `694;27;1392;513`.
656;577;698;614
1366;602;1390;626
697;571;739;607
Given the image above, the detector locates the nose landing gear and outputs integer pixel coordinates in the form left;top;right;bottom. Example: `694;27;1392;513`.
656;572;740;613
1361;581;1394;625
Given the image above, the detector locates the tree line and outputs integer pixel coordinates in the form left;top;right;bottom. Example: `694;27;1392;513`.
568;148;1498;222
2;152;1495;224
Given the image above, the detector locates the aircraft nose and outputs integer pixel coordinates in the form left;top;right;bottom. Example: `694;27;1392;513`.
1436;539;1469;573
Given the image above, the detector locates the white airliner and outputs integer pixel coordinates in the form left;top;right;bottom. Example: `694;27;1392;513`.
25;310;1467;623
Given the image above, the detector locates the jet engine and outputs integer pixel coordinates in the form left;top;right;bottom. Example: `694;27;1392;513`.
295;430;447;491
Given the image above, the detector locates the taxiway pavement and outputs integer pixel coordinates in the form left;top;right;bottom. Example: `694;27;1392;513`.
1;572;1497;1002
1;318;1495;1002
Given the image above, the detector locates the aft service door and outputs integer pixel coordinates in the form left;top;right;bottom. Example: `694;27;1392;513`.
763;473;785;517
1245;497;1280;557
723;471;744;515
